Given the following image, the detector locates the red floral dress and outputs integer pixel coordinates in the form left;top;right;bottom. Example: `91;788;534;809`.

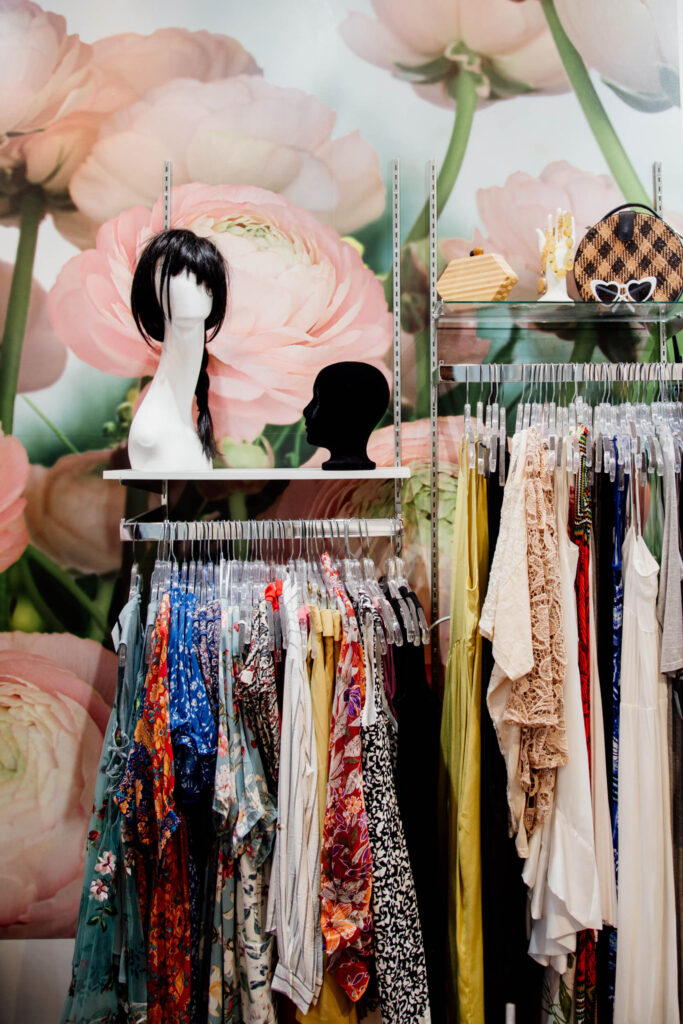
115;594;192;1024
319;552;374;1002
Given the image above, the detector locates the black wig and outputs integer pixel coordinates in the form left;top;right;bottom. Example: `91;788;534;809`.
130;228;228;460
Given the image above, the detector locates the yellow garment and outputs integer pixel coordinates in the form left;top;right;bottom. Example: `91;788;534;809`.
297;606;357;1024
439;448;488;1024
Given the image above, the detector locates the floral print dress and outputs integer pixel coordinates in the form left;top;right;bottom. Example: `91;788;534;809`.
319;553;374;1003
62;592;147;1024
116;593;193;1024
234;601;281;794
209;603;277;1024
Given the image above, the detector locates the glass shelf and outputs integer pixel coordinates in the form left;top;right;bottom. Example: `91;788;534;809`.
435;300;683;330
104;467;411;484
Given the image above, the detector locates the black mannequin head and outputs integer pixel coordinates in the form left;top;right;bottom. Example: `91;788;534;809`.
303;361;390;470
130;228;229;460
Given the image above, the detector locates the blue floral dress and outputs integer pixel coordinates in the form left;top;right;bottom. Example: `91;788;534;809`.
169;588;217;802
167;587;220;1024
61;593;148;1024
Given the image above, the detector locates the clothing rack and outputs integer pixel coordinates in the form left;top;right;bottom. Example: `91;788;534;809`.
119;516;403;542
427;155;677;671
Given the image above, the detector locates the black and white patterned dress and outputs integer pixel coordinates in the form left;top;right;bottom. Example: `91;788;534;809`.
359;598;432;1024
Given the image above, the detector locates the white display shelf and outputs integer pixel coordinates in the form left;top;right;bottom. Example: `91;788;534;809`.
104;467;411;483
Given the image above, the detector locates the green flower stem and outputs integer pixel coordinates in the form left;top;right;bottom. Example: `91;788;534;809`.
19;557;65;633
20;395;79;453
88;579;115;642
228;491;248;560
569;327;596;364
405;71;479;244
25;544;109;638
541;0;650;205
0;574;8;632
0;188;44;434
414;328;432;420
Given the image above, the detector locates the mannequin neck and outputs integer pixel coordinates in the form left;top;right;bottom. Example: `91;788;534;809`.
321;438;375;470
154;318;205;426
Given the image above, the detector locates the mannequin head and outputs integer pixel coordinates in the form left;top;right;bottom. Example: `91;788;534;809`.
131;228;228;459
303;361;390;470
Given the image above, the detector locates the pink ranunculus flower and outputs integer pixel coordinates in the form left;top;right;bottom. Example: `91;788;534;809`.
0;0;93;138
47;183;392;444
0;261;66;391
268;417;462;671
0;431;30;574
23;449;125;574
442;160;625;299
69;76;384;235
0;630;117;938
340;0;567;107
554;0;678;109
88;26;260;112
15;26;260;201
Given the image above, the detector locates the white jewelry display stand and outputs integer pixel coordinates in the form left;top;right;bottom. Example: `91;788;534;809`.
536;209;575;302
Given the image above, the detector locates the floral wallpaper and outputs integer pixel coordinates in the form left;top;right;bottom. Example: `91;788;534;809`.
0;0;680;1010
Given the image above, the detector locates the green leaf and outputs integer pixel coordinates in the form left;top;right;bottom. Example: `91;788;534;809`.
659;66;681;108
394;56;453;84
483;62;534;99
87;914;101;926
603;78;675;113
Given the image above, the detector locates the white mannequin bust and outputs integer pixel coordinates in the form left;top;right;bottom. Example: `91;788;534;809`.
129;269;213;471
127;228;228;473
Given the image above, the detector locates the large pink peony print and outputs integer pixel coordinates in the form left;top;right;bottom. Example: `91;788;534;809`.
0;432;30;575
0;631;117;938
47;182;392;444
69;75;385;236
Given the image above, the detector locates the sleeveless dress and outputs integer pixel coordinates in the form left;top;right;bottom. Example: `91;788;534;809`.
614;520;680;1023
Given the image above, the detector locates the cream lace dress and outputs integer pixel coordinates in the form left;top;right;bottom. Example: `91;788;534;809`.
480;428;569;856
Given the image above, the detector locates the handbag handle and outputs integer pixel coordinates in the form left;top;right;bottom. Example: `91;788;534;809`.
602;202;660;220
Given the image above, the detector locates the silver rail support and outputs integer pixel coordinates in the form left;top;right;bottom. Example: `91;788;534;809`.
163;160;172;230
653;160;667;365
437;361;683;384
392;158;403;552
429;158;439;672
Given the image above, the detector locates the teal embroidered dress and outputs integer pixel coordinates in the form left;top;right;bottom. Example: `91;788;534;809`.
61;592;148;1024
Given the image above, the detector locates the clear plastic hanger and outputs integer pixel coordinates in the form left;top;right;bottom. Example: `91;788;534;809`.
498;366;507;485
476;367;486;476
463;366;476;471
353;519;403;647
382;522;415;645
515;363;526;435
486;364;498;477
128;524;141;600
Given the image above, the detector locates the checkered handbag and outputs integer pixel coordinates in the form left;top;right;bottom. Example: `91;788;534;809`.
574;203;683;302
